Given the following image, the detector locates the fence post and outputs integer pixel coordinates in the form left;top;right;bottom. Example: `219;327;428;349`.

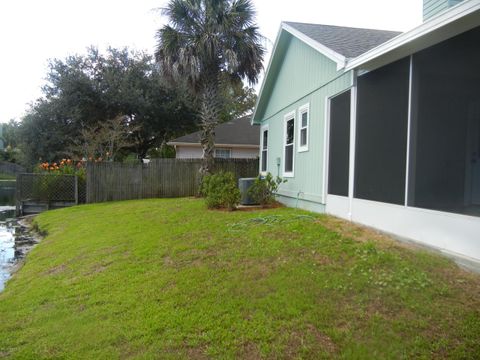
86;162;91;204
15;174;21;217
74;175;79;205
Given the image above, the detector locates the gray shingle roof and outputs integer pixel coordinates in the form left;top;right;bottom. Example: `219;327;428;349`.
284;22;402;58
169;115;259;146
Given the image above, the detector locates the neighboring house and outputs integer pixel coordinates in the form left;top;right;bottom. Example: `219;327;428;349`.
168;115;259;159
253;0;480;261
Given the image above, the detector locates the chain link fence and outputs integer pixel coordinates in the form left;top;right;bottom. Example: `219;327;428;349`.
16;174;82;215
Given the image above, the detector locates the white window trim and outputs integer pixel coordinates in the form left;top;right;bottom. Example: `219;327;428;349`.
260;124;269;175
297;103;310;152
283;111;296;178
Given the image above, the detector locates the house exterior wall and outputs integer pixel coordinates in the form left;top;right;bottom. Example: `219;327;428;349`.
175;146;203;159
258;35;352;208
175;145;258;159
231;148;259;159
423;0;464;21
257;25;480;261
326;27;480;262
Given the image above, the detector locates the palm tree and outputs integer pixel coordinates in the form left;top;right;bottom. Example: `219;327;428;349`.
155;0;265;176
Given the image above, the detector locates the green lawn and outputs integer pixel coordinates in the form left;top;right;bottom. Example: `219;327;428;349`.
0;198;479;359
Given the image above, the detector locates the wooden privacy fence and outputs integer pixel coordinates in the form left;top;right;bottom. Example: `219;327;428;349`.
86;158;259;203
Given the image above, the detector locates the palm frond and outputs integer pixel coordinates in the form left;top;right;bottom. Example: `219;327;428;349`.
156;0;264;87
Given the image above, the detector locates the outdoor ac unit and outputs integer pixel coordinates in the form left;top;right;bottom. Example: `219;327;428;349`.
238;177;258;205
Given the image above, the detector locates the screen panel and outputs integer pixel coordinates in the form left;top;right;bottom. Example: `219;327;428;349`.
354;57;410;205
328;90;351;196
408;26;480;216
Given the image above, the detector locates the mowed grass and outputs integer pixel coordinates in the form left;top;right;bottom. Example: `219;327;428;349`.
0;198;479;359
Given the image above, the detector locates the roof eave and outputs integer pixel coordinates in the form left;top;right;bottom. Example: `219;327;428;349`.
345;0;480;71
281;22;347;71
252;24;284;125
252;22;347;125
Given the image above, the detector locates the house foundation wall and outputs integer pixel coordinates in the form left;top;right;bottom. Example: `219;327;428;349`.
276;194;326;213
324;195;480;262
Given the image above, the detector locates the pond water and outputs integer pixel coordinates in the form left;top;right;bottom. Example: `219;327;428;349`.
0;181;38;291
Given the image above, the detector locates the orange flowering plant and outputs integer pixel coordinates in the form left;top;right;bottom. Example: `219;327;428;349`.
37;158;87;181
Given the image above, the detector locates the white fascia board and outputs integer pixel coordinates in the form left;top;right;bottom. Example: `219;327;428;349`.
281;22;347;71
345;0;480;71
252;22;349;125
168;142;259;149
252;24;284;125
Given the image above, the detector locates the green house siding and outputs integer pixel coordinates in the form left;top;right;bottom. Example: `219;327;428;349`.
423;0;464;21
258;35;352;207
262;35;341;119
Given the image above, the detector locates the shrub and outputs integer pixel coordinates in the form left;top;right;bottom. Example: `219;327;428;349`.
248;173;286;206
202;171;240;211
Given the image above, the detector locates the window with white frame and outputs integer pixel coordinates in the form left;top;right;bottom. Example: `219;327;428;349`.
261;126;268;173
298;103;309;152
215;148;231;158
283;112;295;176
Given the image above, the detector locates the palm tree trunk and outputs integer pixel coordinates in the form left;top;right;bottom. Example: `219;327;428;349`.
199;77;220;178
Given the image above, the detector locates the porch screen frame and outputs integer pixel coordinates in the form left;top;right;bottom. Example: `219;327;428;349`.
327;89;351;197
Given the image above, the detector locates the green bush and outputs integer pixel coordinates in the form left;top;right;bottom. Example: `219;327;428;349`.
202;171;240;211
248;173;286;206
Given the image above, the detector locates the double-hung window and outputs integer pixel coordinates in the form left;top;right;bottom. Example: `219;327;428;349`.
283;111;295;177
298;103;309;152
215;148;231;158
261;126;268;173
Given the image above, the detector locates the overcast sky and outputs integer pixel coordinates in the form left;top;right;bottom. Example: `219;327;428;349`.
0;0;422;122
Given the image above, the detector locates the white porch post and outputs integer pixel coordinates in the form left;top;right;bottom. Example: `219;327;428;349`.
348;70;358;220
404;55;414;206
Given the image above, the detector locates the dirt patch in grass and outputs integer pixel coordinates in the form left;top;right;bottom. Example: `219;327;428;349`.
319;216;400;248
434;266;480;297
236;342;261;359
286;325;337;357
236;202;284;212
287;248;333;266
210;202;285;213
44;264;67;276
320;216;480;293
84;261;113;276
185;347;209;360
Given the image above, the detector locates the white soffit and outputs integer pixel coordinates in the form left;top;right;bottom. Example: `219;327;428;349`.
346;0;480;71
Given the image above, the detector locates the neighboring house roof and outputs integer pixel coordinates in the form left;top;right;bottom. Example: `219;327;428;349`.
168;115;259;147
284;22;401;59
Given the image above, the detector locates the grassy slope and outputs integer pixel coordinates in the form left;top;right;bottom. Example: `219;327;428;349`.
0;198;479;359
